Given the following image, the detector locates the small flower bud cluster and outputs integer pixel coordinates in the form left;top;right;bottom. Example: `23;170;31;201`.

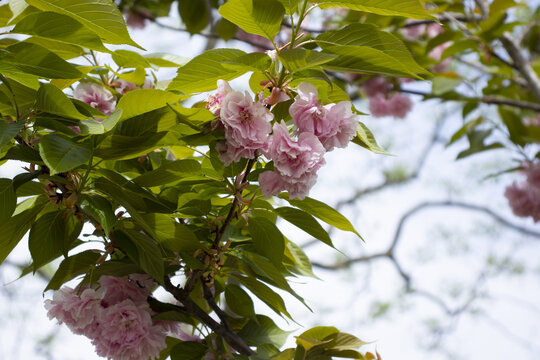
207;81;358;199
362;77;412;119
45;274;175;360
505;162;540;222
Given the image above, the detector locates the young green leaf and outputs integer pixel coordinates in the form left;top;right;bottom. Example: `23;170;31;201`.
352;122;391;155
225;284;256;317
167;48;247;94
25;0;142;48
12;11;110;52
36;83;87;120
313;0;434;20
219;0;285;41
0;120;25;148
2;42;83;79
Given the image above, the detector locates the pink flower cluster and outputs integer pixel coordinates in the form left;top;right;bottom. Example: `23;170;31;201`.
505;162;540;222
45;274;173;360
207;81;358;199
260;83;357;199
74;82;117;116
363;77;412;119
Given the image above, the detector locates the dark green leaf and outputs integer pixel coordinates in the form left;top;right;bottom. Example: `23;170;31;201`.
38;133;92;174
274;207;333;247
233;274;292;319
0;178;16;222
178;0;210;34
279;194;362;239
225;284;255;317
79;194;116;235
124;229;165;283
0;120;25;148
238;315;291;347
45;250;101;291
248;217;284;267
0;198;45;264
170;341;207;360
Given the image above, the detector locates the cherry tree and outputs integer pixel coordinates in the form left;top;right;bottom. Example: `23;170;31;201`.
0;0;539;359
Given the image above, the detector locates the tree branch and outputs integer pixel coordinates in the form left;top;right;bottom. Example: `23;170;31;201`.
163;277;254;355
499;33;540;103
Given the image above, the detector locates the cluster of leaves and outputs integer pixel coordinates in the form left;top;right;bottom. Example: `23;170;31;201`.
0;0;478;359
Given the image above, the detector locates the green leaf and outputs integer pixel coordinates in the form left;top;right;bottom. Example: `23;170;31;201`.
25;0;141;48
79;194;116;235
112;50;151;68
324;332;369;350
12;11;110;52
0;120;25;148
123;229;165;283
223;52;272;72
352;122;390;155
133;159;202;187
94;132;177;161
233;274;292;319
2;42;83;79
93;177;160;237
39;134;92;175
0;178;16;222
279;194;362;239
144;53;188;68
225;284;256;317
178;0;210;34
36;83;87;120
314;0;434;20
316;24;428;78
170;341;208;360
238;315;291;347
219;0;285;41
29;210;80;269
285;241;315;277
274;207;333;247
215;18;238;41
167;48;247;94
139;213;201;254
117;89;181;121
298;327;339;342
279;49;337;73
0;62;40;89
248;217;285;267
276;0;299;15
0;198;46;264
79;109;123;134
45;250;101;291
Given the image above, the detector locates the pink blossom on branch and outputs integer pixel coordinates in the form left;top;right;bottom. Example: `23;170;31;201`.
259;121;326;199
45;274;171;360
206;80;233;116
73;82;117;116
368;94;412;119
505;162;540;222
289;83;358;151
